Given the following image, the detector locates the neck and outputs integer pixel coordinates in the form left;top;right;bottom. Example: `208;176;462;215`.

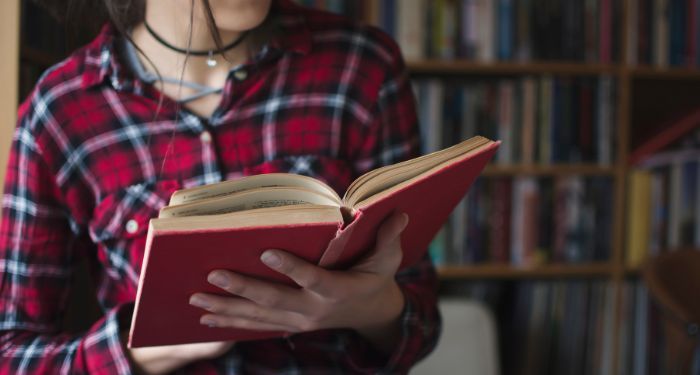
143;5;247;53
131;3;255;82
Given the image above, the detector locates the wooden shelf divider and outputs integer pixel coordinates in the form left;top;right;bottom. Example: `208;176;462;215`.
483;164;617;176
438;263;614;279
407;60;621;75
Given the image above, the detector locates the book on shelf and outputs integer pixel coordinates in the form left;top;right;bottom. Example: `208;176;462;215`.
412;76;615;267
305;0;619;63
617;280;672;373
625;122;699;264
414;76;616;166
625;170;653;267
127;136;500;347
459;280;615;374
630;0;700;67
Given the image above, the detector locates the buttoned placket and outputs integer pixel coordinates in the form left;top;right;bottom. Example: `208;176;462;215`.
188;64;252;186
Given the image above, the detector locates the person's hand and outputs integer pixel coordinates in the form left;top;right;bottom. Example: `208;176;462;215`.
188;211;410;352
125;339;233;374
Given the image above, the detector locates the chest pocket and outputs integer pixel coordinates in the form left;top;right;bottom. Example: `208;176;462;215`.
89;180;181;245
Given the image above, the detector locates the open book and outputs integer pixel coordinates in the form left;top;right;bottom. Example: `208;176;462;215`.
128;136;499;347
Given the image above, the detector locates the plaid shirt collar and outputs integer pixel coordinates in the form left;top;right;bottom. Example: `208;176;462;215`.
80;0;312;90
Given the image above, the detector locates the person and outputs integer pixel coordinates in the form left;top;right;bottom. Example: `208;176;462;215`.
0;0;440;373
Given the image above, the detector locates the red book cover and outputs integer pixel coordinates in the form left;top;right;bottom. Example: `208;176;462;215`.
489;178;512;263
128;141;500;347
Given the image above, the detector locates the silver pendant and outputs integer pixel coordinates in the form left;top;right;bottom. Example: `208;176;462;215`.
206;50;217;67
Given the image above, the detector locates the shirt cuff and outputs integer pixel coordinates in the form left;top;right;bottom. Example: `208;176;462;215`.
78;303;135;375
345;288;441;374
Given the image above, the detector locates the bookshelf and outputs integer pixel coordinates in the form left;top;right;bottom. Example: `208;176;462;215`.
346;0;700;374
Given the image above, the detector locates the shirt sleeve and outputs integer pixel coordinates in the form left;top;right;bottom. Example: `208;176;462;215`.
344;30;441;374
0;112;134;374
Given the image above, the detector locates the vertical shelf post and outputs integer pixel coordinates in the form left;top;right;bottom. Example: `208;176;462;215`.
0;0;20;209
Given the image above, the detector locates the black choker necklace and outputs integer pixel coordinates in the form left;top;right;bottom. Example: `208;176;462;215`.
144;21;249;67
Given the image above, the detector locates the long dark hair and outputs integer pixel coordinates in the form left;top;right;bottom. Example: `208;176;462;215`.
33;0;276;178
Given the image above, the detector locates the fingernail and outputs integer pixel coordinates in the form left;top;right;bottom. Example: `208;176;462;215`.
189;295;210;309
201;317;217;327
261;251;282;268
400;213;409;230
208;272;229;288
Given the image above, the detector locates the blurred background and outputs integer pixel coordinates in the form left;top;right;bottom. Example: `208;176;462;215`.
1;0;699;374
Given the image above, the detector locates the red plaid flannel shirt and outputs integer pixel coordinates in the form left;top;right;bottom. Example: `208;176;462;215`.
0;1;439;373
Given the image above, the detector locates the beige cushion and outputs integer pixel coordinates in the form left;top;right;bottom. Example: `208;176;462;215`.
411;299;500;375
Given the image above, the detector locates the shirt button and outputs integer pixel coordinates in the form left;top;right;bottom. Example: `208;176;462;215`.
233;69;248;81
125;219;139;234
200;131;212;143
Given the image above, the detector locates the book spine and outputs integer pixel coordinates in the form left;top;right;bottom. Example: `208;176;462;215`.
515;0;532;61
490;178;512;263
696;0;700;65
632;284;649;375
538;76;553;164
397;0;426;61
625;170;652;267
628;0;639;64
461;0;480;59
431;0;445;58
696;161;700;247
584;0;599;62
596;76;613;165
667;160;682;248
442;0;458;59
510;178;525;265
654;0;669;67
521;77;536;164
669;0;685;66
599;0;612;63
497;0;513;60
687;0;698;66
680;160;698;246
382;0;396;38
497;80;515;164
462;87;477;138
477;0;496;62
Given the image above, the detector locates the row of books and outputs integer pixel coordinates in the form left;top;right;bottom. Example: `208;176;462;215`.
628;0;700;67
296;0;622;62
429;176;613;266
414;77;617;165
446;281;616;375
616;281;700;374
625;135;700;267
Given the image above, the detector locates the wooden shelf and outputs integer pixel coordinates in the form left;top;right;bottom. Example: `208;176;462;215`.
483;164;617;176
629;66;700;80
20;46;61;67
407;60;620;75
438;263;613;279
624;264;642;277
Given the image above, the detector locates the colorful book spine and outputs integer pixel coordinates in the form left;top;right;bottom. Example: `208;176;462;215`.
497;0;513;60
625;170;653;267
